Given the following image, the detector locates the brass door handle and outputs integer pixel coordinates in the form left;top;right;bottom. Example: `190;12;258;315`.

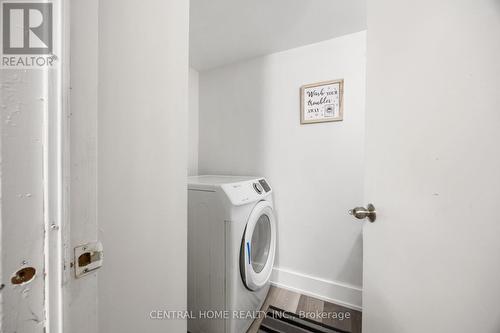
349;204;376;222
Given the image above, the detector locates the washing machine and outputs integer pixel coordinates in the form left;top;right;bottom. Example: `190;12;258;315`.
188;175;277;333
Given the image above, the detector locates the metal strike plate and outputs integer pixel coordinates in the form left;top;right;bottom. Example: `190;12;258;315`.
74;242;103;278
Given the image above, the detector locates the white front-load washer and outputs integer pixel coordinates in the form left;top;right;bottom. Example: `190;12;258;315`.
188;175;277;333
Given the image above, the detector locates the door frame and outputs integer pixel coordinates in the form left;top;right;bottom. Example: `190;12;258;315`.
46;0;70;332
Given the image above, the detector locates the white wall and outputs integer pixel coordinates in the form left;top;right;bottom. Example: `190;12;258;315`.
98;0;189;332
188;68;199;176
198;31;366;309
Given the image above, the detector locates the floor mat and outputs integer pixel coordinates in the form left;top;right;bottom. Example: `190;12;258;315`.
258;306;351;333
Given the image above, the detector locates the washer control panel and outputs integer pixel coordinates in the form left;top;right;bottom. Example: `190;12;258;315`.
221;178;272;206
258;179;271;193
253;182;263;194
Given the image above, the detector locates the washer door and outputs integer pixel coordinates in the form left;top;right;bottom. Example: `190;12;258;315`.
240;200;277;291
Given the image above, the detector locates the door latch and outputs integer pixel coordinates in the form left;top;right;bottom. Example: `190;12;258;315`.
74;242;103;278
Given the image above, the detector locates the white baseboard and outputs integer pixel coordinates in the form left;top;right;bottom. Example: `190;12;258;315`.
270;267;362;311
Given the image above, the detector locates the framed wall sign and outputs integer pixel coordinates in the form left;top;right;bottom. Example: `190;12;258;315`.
300;79;344;124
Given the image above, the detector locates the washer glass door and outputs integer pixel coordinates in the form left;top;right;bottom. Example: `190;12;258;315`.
241;201;276;291
251;214;271;273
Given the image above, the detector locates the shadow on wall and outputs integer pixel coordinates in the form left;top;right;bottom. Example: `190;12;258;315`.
198;61;269;176
337;233;363;284
198;58;280;263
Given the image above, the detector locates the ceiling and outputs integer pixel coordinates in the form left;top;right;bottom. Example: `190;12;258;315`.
189;0;366;71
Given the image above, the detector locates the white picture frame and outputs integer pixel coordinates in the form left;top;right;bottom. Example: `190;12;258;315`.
300;79;344;124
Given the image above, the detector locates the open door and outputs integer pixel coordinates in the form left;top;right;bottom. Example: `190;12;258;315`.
362;0;500;332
